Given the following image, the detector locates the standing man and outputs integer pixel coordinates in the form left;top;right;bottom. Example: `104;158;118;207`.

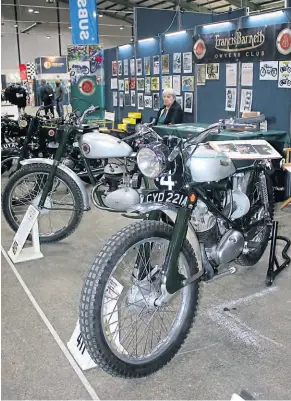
40;79;54;117
55;79;64;119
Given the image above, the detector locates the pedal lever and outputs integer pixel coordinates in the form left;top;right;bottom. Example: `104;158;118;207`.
207;266;237;282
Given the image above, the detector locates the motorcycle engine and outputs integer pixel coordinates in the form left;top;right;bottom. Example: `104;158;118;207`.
192;173;251;266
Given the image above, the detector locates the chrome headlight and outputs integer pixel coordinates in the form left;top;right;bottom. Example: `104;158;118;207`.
137;143;169;179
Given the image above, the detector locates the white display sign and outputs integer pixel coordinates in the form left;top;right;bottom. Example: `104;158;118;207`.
226;63;237;87
173;75;181;95
225;88;237;112
173;53;181;73
278;61;291;88
111;78;118;89
259;61;278;80
184;92;193;113
241;63;253;86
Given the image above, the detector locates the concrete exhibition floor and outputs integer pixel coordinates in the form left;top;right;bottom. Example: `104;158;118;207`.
2;198;291;400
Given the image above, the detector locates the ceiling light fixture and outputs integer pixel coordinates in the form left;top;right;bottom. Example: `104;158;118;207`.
138;37;154;43
99;13;104;17
34;10;39;14
14;24;18;27
68;25;72;29
28;8;34;12
165;30;186;37
46;35;51;39
120;25;124;30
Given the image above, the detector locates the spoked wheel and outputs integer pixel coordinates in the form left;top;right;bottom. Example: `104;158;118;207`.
80;221;200;378
2;163;84;243
1;157;20;187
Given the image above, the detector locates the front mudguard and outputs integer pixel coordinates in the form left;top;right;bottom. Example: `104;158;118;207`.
20;158;90;210
127;202;203;272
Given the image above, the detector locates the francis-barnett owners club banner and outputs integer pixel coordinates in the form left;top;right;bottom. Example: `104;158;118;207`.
193;24;291;63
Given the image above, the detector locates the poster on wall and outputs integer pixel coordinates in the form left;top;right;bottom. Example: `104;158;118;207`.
193;24;291;64
144;95;153;108
136;58;142;76
124;78;129;93
153;56;160;75
206;63;219;80
225;88;237;112
145;77;151;94
183;52;192;73
113;91;118;107
240;89;253;112
112;61;117;76
182;76;194;91
173;75;181;95
111;78;118;89
226;64;237;87
184;92;193;113
125;94;131;106
130;59;135;76
162;75;172;90
118;60;123;76
124;59;129;76
153;93;160;111
173;53;181;73
162;54;169;74
241;63;253;86
119;92;124;107
259;61;278;80
176;96;183;109
144;57;151;75
119;79;124;91
138;93;144;109
197;64;206;85
137;78;145;91
278;61;291;88
131;91;136;106
130;77;135;89
151;77;160;91
69;60;90;77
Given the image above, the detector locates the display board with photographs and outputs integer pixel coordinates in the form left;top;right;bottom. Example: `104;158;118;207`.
209;140;281;160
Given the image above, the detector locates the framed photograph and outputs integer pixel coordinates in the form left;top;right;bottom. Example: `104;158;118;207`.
137;78;145;91
118;60;122;76
144;56;151;75
153;55;160;75
176;96;183;109
125;94;130;106
119;92;124;107
173;53;181;73
145;77;151;94
118;79;124;91
144;95;153;108
131;91;136;107
111;78;118;89
124;59;129;76
173;75;181;95
197;64;206;85
182;76;194;91
153;92;160;111
124;78;129;94
138;93;144;110
151;77;160;91
206;63;219;80
136;58;142;76
184;92;193;113
113;91;118;107
130;77;135;89
183;52;192;73
209;140;281;160
162;54;169;74
112;61;117;76
130;59;135;76
225;88;237;112
162;75;172;90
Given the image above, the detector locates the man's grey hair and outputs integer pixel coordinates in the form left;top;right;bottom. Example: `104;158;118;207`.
163;88;176;99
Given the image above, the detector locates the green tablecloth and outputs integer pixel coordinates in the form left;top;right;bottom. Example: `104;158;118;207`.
154;123;290;149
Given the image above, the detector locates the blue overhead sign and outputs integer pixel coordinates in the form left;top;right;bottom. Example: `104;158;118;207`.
69;0;99;45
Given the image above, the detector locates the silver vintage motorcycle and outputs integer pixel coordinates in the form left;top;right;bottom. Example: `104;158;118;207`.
1;107;157;243
79;116;277;378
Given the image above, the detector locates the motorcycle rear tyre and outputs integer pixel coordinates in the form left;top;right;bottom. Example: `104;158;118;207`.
2;163;84;243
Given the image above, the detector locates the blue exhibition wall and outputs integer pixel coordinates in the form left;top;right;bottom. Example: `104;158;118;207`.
118;44;135;121
104;7;291;133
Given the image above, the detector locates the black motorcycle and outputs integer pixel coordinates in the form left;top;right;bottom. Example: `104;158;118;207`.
70;64;90;76
260;64;277;77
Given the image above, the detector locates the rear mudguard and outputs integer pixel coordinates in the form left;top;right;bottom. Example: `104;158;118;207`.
20;158;90;210
127;202;202;272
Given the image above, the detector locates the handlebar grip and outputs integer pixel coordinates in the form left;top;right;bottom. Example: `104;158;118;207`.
168;148;180;162
234;115;265;124
94;106;100;111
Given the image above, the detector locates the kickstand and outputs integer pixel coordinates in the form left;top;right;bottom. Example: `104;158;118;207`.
265;221;291;286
